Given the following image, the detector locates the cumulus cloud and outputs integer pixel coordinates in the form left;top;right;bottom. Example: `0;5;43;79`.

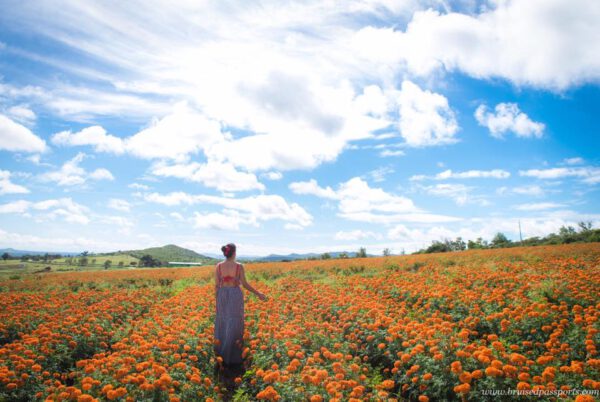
475;103;545;138
290;177;460;224
126;103;224;161
143;191;312;228
150;160;264;192
355;0;600;90
396;81;458;147
289;179;338;200
0;198;90;224
263;171;283;180
0;114;46;152
0;170;29;195
38;152;114;186
52;126;126;154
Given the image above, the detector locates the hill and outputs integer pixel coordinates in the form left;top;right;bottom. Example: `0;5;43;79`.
0;248;79;257
114;244;214;263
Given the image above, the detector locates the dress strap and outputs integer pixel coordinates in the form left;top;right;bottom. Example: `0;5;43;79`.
217;262;222;287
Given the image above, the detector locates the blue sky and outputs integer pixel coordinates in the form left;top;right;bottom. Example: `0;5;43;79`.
0;0;599;256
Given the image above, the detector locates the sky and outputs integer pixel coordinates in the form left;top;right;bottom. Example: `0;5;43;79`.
0;0;599;256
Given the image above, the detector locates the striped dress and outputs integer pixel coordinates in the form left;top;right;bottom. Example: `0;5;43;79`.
213;262;244;365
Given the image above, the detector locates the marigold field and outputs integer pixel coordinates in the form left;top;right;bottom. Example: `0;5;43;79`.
1;243;599;402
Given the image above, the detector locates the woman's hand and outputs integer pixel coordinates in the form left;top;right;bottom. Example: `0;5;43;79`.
257;292;267;301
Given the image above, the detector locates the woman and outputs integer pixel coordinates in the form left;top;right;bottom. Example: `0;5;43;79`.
214;243;267;368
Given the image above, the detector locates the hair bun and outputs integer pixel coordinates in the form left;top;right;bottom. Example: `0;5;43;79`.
221;246;227;253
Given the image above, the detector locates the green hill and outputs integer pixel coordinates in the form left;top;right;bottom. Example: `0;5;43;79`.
126;244;213;263
100;244;215;264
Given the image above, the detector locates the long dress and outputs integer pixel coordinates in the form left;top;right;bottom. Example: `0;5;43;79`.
214;262;244;366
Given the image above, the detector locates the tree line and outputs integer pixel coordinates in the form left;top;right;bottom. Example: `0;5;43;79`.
414;221;599;254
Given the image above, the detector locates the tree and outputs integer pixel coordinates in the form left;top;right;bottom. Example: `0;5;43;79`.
467;237;487;250
91;258;97;266
79;257;88;266
320;253;331;260
1;252;9;261
356;247;367;258
103;260;112;270
118;261;124;268
140;254;159;267
452;237;466;251
578;221;593;232
558;225;577;243
383;248;391;257
339;252;349;259
491;232;510;248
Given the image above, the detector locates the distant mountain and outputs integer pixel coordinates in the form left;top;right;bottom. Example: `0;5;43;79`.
247;251;369;262
0;248;80;257
112;244;215;263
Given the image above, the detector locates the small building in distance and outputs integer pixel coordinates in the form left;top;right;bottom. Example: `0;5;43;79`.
167;261;203;267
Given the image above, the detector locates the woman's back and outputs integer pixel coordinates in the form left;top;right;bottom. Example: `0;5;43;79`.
218;261;241;287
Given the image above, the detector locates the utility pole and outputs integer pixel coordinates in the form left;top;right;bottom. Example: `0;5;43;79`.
518;220;523;245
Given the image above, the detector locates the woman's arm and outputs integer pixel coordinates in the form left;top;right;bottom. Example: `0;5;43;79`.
214;263;220;301
239;264;267;300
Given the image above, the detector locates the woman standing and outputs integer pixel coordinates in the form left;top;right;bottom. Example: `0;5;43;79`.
214;243;267;367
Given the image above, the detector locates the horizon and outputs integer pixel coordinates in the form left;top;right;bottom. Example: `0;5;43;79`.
1;1;599;256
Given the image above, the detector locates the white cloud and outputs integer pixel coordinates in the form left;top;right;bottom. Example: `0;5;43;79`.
0;198;90;224
101;215;134;230
88;168;114;181
475;103;544;138
289;179;338;200
379;149;405;157
193;210;257;231
515;202;565;211
422;183;471;206
38;152;114;186
150;159;264;192
169;212;184;221
362;1;600;90
396;80;458;147
334;230;381;241
143;191;312;228
108;198;131;212
497;185;546;197
290;177;460;224
52;126;126;154
263;171;283;180
128;182;150;190
364;166;394;183
0;170;29;195
0;114;46;153
0;228;148;253
7;105;36;124
519;166;600;184
411;168;510;181
563;157;584;165
125;102;224;161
